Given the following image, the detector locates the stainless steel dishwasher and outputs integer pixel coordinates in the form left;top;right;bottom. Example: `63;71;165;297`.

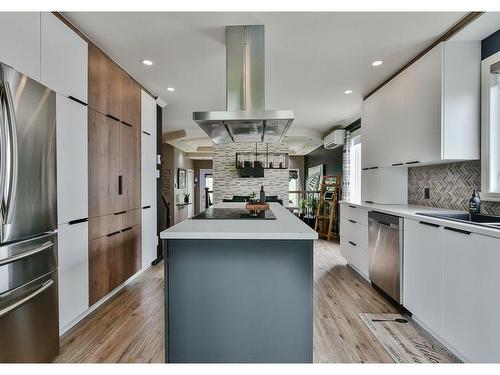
368;211;403;304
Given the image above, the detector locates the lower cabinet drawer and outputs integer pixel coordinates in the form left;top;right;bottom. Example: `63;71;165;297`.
340;217;368;249
340;237;369;279
89;209;141;240
340;203;368;226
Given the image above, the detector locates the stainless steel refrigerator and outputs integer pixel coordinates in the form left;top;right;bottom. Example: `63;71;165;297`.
0;62;59;362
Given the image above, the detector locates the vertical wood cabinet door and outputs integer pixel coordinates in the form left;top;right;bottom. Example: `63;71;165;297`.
141;207;157;269
41;12;88;103
58;221;89;329
88;45;122;119
121;72;141;129
121;226;141;280
442;231;500;362
89;234;112;305
88;110;120;218
0;12;41;80
119;125;141;211
403;219;443;336
56;95;88;225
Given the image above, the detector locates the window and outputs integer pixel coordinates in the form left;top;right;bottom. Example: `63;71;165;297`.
288;169;301;207
481;51;500;201
349;134;362;204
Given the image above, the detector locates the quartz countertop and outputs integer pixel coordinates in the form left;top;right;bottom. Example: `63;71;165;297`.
340;201;500;239
160;202;318;240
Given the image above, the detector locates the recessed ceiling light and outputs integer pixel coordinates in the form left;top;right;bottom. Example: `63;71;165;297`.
167;87;175;92
141;59;153;66
372;60;383;66
344;90;353;94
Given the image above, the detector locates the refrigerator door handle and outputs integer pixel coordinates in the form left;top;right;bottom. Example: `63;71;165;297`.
2;81;19;225
0;241;53;267
0;84;6;223
0;279;54;318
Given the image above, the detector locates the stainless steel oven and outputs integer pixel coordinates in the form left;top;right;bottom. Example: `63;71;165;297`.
368;211;403;304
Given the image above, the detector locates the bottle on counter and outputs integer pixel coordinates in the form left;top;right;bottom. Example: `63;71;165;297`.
260;185;266;204
468;190;481;214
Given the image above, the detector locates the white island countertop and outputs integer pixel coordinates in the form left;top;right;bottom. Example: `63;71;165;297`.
160;202;318;240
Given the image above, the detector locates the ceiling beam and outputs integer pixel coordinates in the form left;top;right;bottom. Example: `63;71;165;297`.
363;12;484;100
163;129;187;143
197;146;214;152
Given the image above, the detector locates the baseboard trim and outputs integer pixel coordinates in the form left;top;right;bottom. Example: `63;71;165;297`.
60;268;146;335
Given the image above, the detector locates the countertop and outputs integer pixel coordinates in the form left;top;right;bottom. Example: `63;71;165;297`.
340;201;500;239
160;202;319;240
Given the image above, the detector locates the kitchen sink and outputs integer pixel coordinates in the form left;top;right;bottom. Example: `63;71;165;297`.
416;212;500;229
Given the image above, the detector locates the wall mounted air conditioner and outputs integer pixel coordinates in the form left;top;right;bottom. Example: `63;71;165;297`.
324;129;345;149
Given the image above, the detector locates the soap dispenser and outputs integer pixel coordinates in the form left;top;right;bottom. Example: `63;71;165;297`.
468;190;481;214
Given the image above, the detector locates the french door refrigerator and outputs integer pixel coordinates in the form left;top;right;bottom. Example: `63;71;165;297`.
0;62;59;362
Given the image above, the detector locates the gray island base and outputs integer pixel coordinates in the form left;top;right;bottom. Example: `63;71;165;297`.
161;203;318;363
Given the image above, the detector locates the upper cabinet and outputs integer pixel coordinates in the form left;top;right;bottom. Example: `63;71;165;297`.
361;41;480;169
141;90;157;136
88;44;141;129
0;12;41;80
41;13;88;103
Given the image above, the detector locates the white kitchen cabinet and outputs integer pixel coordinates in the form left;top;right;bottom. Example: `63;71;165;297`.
361;167;407;205
442;229;500;362
361;41;480;169
56;94;88;225
58;221;89;330
141;206;158;269
141;90;157;136
403;219;443;336
41;12;88;103
0;12;41;80
141;133;157;207
340;237;369;279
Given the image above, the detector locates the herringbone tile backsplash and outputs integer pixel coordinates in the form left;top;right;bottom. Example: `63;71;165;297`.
408;161;500;215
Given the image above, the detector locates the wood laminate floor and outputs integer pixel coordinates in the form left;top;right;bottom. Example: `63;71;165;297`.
55;239;397;363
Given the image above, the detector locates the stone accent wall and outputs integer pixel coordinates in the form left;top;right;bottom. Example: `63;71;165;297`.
213;143;290;206
408;160;500;215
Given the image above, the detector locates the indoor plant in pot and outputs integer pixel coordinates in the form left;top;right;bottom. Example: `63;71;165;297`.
184;193;190;203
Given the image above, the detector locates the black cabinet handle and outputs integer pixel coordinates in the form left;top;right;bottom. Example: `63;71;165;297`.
392;162;404;166
348;219;357;224
348;205;356;209
114;211;126;216
444;226;471;235
405;161;420;165
118;175;123;195
348;241;357;246
362;167;370;171
68;96;88;106
121;227;133;233
107;230;121;237
121;121;133;127
106;114;120;122
419;221;440;228
143;205;151;209
364;200;374;204
142;131;151;136
68;218;88;225
369;166;379;170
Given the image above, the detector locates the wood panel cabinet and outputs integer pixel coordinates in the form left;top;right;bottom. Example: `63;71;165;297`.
119;125;141;211
121;72;141;129
89;225;141;305
88;109;120;217
0;12;41;80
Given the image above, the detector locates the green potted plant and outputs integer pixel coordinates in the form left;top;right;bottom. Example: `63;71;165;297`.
184;193;190;203
299;198;307;220
308;196;318;216
249;191;258;204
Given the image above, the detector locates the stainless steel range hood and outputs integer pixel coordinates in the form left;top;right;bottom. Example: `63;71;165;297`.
193;25;294;144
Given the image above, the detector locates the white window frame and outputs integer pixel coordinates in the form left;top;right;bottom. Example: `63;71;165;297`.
481;50;500;201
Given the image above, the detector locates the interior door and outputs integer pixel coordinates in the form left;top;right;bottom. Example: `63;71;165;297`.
187;170;194;218
0;63;57;244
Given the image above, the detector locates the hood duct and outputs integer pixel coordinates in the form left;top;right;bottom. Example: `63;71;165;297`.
193;25;294;144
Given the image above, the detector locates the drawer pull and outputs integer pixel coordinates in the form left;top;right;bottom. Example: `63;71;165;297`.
68;218;88;225
143;205;151;209
0;242;53;267
121;121;133;128
364;200;374;204
392;162;404;166
106;114;120;122
121;227;133;233
348;241;357;246
68;96;88;106
444;226;471;235
362;167;370;171
118;175;123;195
348;205;356;209
142;131;151;136
405;161;420;165
107;230;121;237
348;219;357;224
114;211;126;216
419;221;440;228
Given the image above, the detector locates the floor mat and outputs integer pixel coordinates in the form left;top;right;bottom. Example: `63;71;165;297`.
358;313;460;363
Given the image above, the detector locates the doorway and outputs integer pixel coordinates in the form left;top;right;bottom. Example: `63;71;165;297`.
186;169;194;218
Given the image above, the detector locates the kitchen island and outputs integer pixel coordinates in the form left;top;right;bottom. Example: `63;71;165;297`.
160;202;318;363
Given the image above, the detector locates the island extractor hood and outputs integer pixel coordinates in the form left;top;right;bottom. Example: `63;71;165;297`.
193;25;294;144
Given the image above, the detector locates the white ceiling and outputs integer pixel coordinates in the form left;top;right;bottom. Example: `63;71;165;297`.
64;11;471;154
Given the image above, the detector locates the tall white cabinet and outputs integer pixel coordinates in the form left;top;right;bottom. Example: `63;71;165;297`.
56;94;89;332
141;90;158;269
